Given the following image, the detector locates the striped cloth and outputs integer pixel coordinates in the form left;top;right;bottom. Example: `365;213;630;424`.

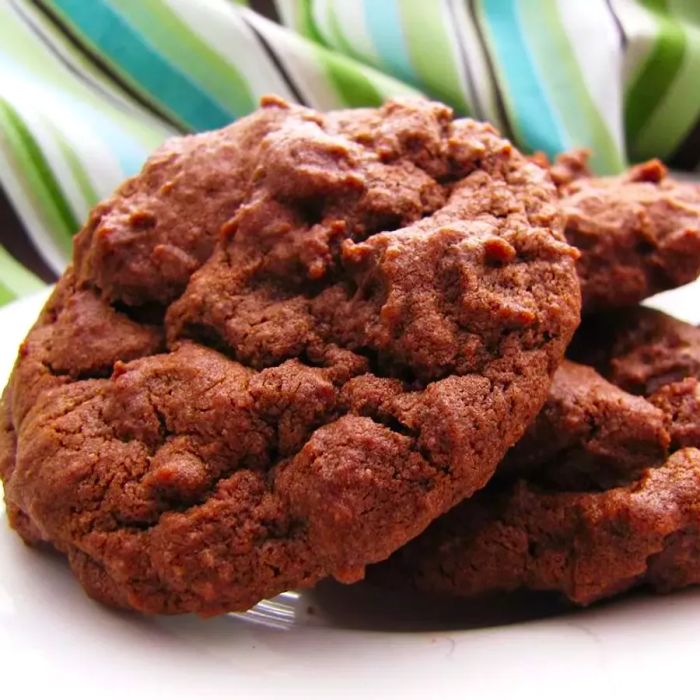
1;0;699;306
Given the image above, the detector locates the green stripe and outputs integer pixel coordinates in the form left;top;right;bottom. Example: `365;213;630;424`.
0;282;16;306
298;0;327;45
397;0;469;114
0;98;77;257
668;0;700;24
263;2;420;107
0;246;44;299
625;0;686;151
315;44;384;106
108;0;256;119
287;8;389;110
632;2;700;160
518;0;624;173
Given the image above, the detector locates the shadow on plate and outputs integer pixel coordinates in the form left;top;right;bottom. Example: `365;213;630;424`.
229;579;572;632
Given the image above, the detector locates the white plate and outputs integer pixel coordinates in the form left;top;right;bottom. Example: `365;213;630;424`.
1;283;700;700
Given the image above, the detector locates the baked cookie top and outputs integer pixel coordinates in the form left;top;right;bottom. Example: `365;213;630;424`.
1;97;580;615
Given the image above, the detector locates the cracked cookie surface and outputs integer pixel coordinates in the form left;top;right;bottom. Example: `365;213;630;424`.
0;97;580;615
374;308;700;605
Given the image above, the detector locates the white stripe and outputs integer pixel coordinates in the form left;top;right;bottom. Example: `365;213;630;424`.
164;0;301;103
0;148;68;275
556;0;625;157
610;0;660;85
447;0;505;129
242;9;341;110
47;97;125;201
2;74;90;226
333;1;382;65
436;0;476;114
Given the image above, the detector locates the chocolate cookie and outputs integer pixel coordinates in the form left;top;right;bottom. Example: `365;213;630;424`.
562;158;700;312
0;97;580;615
531;151;700;313
375;308;700;605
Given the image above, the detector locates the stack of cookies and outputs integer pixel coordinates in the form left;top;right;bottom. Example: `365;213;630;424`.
373;152;700;606
1;97;699;616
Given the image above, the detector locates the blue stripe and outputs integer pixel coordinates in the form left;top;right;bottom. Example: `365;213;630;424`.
479;0;566;157
363;0;419;86
50;0;234;131
75;102;152;177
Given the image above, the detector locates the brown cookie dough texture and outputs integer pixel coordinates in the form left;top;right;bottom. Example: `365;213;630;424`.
531;151;700;313
375;308;700;605
562;158;700;312
0;97;580;615
573;305;700;396
529;149;592;190
498;359;670;491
